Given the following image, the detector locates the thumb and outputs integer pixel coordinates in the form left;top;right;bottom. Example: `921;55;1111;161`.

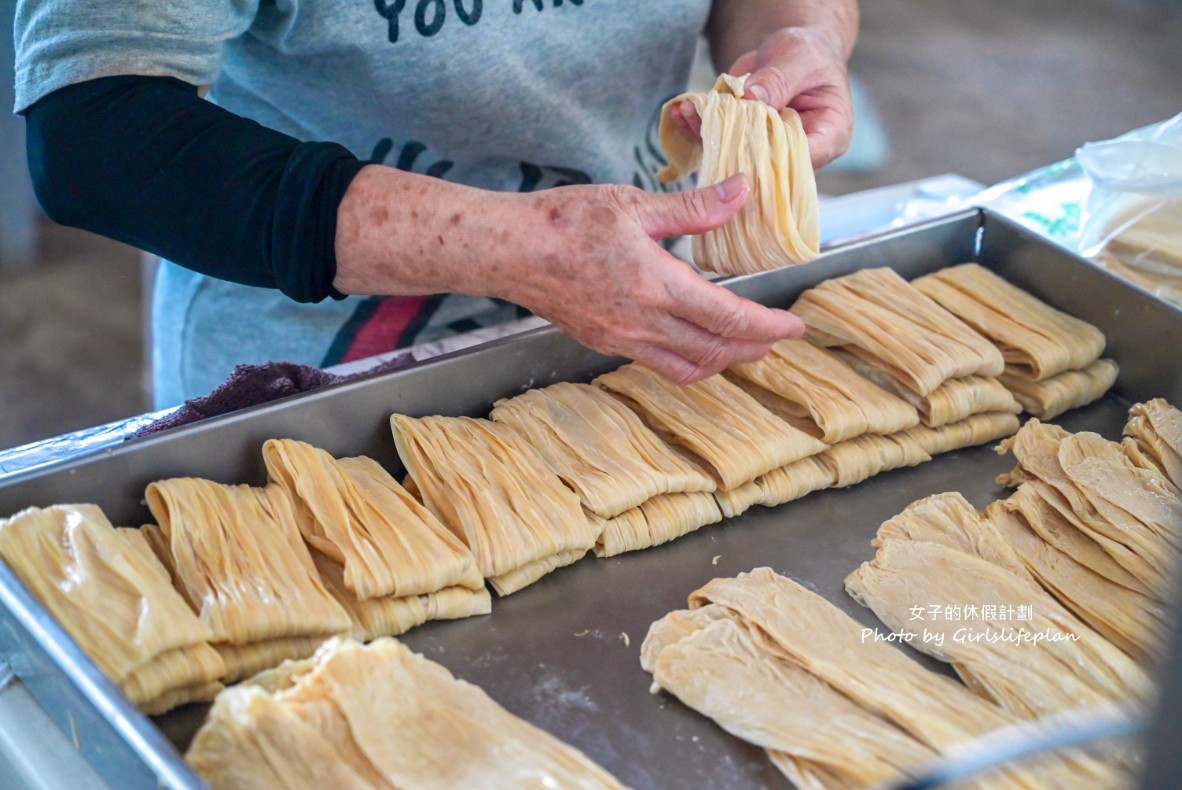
639;173;748;240
743;64;803;110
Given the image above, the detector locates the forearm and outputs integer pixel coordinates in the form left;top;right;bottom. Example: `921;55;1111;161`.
333;165;530;298
24;75;366;303
706;0;859;71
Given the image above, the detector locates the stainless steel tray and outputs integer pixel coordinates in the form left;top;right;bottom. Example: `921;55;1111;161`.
1;209;1179;790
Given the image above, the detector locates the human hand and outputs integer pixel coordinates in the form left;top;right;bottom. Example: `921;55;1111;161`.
334;167;805;383
495;174;805;384
675;26;853;169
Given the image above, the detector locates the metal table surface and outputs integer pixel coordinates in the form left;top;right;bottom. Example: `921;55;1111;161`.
1;208;1178;790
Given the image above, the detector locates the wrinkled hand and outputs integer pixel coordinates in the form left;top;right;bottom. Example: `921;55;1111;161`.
334;166;804;383
676;26;854;169
499;174;805;384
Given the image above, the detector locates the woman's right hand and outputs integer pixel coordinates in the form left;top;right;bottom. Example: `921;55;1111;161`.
334;167;805;384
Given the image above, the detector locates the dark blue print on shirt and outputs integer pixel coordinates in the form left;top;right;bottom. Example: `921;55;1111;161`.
517;162;591;191
369;139;592;192
514;0;583;12
369;138;455;178
372;0;587;43
373;0;484;43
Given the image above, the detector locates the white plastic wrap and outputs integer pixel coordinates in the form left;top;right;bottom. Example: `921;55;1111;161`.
1077;114;1182;306
974;159;1089;246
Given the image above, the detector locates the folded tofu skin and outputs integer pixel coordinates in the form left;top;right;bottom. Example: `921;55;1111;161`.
657;73;819;275
263;439;483;599
145;478;352;645
390;414;597;594
594;363;827;490
727;339;920;442
0;504;224;710
644;568;1116;788
489;382;715;518
188;637;630;790
792;268;1005;397
912;263;1106;381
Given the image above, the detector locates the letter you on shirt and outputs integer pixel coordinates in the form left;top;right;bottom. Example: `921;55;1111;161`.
373;0;589;45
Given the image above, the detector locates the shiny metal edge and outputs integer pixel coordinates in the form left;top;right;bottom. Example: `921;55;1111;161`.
0;662;110;790
0;559;201;789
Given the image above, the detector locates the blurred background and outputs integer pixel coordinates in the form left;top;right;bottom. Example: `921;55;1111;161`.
2;0;1181;450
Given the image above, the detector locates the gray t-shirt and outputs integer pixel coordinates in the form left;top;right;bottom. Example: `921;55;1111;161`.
15;0;709;406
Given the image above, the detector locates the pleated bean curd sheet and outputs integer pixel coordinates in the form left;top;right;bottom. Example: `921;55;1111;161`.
263;438;484;600
187;637;629;790
997;419;1181;594
0;504;224;714
390;414;599;595
145;478;352;682
489;382;716;517
903;412;1022;456
833;353;1021;429
261;438;490;639
490;382;732;557
912;263;1117;419
791;267;1006;397
912;263;1107;381
313;551;490;642
1124;398;1182;491
657;73;819;275
999;360;1120;421
594;363;828;491
644;568;1120;788
725;338;920;443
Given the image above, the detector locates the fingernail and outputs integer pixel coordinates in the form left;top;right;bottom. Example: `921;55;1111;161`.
748;84;770;104
715;174;747;202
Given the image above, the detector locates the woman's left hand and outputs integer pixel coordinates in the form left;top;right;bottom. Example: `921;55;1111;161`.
682;6;858;170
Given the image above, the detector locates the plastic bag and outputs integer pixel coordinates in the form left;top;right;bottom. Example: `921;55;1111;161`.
1077;114;1182;306
974;158;1088;246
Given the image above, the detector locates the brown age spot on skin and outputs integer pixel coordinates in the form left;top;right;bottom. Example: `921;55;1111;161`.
449;213;462;225
410;210;419;220
436;235;444;247
542;252;574;281
587;205;618;228
368;204;389;224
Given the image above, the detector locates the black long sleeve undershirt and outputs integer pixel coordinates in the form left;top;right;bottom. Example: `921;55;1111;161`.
24;75;368;303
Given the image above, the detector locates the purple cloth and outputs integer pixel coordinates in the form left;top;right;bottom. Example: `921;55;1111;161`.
135;355;413;437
